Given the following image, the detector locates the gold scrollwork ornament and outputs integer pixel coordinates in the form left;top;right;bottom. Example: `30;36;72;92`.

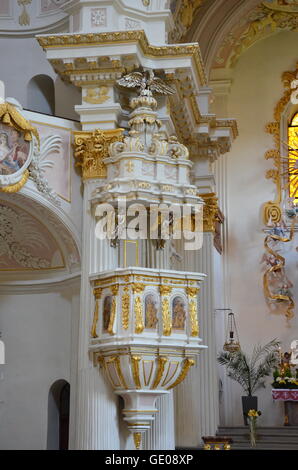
151;356;168;389
162;298;172;336
189;300;199;337
263;202;282;225
131;356;142;389
122;293;130;330
74;128;123;180
134;296;144;334
91;288;103;338
107;298;117;335
167;358;195;390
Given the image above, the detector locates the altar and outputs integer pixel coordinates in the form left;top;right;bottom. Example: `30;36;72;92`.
272;390;298;426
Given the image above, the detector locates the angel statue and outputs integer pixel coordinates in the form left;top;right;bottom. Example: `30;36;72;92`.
116;70;176;96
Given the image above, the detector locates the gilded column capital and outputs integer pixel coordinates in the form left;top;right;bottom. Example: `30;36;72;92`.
200;192;219;233
111;284;119;296
159;285;172;296
186;287;199;298
74;128;123;180
131;283;145;294
93;287;103;299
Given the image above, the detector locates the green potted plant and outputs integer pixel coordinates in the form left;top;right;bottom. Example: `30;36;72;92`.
218;339;280;425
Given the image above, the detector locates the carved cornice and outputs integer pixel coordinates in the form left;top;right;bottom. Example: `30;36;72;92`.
200;192;219;233
213;119;239;140
37;30;207;86
74;128;123;180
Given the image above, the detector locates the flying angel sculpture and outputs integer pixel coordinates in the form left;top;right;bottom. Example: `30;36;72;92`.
117;70;176;95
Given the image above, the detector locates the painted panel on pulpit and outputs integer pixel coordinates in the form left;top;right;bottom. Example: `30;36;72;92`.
0;124;30;176
103;295;112;332
145;293;158;329
172;296;186;330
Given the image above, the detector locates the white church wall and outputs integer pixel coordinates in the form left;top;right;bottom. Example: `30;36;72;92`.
22;110;83;240
0;36;80;121
0;287;80;450
222;31;298;427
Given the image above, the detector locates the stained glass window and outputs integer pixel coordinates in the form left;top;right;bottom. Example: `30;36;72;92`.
288;112;298;202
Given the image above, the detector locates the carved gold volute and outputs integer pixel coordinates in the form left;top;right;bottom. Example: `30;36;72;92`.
74;128;123;179
200;193;219;233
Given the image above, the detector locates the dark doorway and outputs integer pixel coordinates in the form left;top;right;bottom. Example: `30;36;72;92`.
27;74;55;115
47;380;70;450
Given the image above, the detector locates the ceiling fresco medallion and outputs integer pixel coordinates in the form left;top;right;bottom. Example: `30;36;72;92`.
0;103;38;193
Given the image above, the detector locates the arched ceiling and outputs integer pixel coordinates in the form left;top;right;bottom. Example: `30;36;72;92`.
0;201;64;271
179;0;298;77
0;0;68;36
0;192;80;280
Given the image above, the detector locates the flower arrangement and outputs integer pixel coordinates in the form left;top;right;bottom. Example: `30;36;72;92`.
272;367;298;389
272;348;298;389
247;409;261;447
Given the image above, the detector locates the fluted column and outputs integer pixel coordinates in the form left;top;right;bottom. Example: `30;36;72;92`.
146;240;170;270
143;239;175;450
174;217;219;446
75;181;120;449
143;392;175;450
214;153;234;426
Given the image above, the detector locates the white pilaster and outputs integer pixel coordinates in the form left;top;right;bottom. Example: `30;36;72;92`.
143;240;175;450
214;152;234;427
174;233;219;447
75;181;120;449
143;392;175;450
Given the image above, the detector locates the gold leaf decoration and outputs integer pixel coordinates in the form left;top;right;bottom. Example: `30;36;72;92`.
0;170;29;193
122;293;130;330
0;103;38;142
167;358;195;390
134;296;144;334
151;357;168;389
161;297;171;336
74;128;123;179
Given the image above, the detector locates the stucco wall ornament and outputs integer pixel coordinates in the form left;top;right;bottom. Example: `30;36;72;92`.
262;219;296;321
0;204;51;269
170;0;204;42
18;0;32;26
0;99;60;204
262;62;298;321
214;1;298;70
29;135;62;205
